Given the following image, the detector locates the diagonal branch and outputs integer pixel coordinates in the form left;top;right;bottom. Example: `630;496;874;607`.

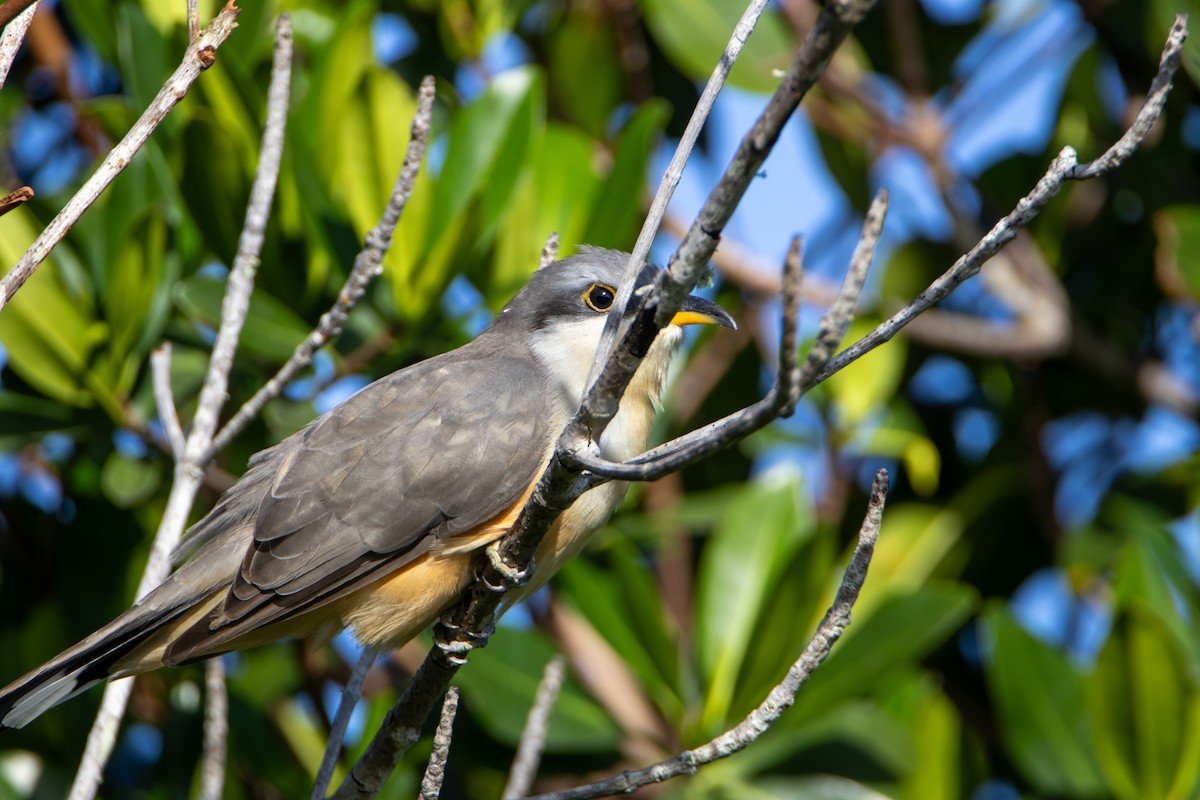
202;74;436;464
814;13;1187;385
418;687;460;800
570;187;888;483
525;469;889;800
313;648;375;800
0;4;241;313
503;655;567;799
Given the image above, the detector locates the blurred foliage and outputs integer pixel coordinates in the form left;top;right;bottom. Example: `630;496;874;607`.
0;0;1197;799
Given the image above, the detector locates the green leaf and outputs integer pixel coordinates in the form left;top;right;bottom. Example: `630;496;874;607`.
428;67;543;249
854;503;964;620
1090;598;1200;800
794;583;976;722
559;538;683;720
100;452;161;508
115;3;169;110
1153;205;1200;301
823;319;908;427
0;210;103;408
696;471;812;731
548;17;623;136
1113;528;1200;681
173;273;312;364
982;604;1106;796
454;628;620;753
585;100;670;248
493;123;600;298
640;0;794;93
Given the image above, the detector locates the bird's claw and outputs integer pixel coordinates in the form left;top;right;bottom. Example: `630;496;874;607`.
433;616;496;665
482;541;534;592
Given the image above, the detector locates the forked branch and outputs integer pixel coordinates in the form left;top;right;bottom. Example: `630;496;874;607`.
527;469;888;800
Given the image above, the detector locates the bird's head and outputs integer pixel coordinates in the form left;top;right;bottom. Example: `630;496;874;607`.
492;246;736;410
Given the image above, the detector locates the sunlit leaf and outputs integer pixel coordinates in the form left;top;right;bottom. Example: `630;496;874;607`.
640;0;794;93
455;627;621;753
982;604;1106;797
696;471;811;731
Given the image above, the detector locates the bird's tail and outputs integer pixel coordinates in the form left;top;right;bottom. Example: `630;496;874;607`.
0;586;222;730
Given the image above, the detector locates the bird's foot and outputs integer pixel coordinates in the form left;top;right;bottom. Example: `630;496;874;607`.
434;617;496;665
481;541;534;592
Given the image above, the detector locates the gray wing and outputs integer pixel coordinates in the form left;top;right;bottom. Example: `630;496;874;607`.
168;348;551;660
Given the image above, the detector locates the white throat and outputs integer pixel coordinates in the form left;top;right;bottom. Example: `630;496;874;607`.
530;317;683;462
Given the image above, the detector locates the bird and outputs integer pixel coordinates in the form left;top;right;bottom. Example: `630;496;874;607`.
0;247;734;729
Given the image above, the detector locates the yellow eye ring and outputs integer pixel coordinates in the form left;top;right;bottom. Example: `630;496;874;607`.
583;283;616;313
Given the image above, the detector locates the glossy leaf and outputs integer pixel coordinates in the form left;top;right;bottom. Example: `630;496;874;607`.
640;0;794;93
982;604;1106;797
695;471;811;731
173;272;312;364
793;583;976;722
454;627;621;753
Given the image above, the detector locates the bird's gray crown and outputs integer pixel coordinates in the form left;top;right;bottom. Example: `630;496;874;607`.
497;247;655;332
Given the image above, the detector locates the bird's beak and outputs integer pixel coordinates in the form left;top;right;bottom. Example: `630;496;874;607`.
671;295;737;330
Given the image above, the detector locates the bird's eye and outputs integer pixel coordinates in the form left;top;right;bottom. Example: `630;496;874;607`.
583;283;616;313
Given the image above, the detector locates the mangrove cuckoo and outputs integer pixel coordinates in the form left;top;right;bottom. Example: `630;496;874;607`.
0;247;734;729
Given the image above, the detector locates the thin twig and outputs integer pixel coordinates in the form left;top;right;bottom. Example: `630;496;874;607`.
0;5;240;313
539;232;560;270
186;0;199;43
0;185;33;217
588;0;772;387
526;469;889;800
65;15;289;800
0;0;36;33
798;187;887;387
814;14;1187;385
197;659;229;800
151;345;186;459
202;74;436;464
0;0;33;88
418;688;460;800
313;648;375;800
503;655;567;799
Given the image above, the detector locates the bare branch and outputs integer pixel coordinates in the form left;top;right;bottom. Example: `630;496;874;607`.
186;0;199;43
0;0;36;35
197;659;229;800
151;344;186;459
0;0;34;89
203;74;436;463
313;648;374;800
333;655;460;799
815;14;1186;384
525;469;889;800
418;687;460;800
798;187;887;388
182;10;291;464
503;655;567;799
1069;14;1185;180
571;0;879;462
590;0;772;385
539;232;560;270
0;185;33;218
66;16;290;799
0;5;240;313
